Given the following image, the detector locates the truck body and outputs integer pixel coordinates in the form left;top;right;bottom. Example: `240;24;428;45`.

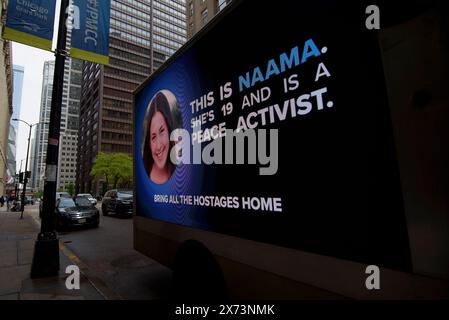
133;0;449;299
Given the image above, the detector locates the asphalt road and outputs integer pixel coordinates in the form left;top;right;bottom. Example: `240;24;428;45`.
54;203;173;300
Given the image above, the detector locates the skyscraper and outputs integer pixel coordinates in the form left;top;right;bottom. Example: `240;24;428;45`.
7;65;24;182
57;56;82;191
30;54;83;192
31;61;54;191
11;65;24;129
186;0;231;39
77;0;187;195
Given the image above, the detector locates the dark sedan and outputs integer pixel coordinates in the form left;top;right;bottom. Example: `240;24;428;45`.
55;196;100;230
102;190;133;217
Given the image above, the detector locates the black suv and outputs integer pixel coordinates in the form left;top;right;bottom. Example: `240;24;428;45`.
102;190;133;217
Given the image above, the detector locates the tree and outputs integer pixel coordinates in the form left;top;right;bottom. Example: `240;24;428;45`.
90;153;133;192
65;183;75;196
90;153;114;191
109;153;132;189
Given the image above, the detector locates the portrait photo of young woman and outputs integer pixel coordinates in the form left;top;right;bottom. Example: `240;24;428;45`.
141;90;180;184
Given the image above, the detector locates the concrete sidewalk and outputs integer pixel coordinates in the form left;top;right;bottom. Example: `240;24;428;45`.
0;205;105;300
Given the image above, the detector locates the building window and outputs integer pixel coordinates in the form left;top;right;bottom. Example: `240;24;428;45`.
218;0;227;11
201;8;208;26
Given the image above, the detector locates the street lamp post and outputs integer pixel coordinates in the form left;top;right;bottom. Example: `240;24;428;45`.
12;119;37;219
16;159;24;199
30;0;70;278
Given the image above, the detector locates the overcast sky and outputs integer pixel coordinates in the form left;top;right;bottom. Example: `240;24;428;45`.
12;1;62;172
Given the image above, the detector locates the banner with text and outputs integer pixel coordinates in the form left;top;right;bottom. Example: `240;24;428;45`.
70;0;111;65
3;0;56;51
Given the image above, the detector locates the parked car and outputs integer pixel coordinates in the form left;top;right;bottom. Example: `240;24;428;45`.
56;192;71;199
76;193;97;206
39;192;72;218
102;190;133;217
55;196;100;230
24;196;35;205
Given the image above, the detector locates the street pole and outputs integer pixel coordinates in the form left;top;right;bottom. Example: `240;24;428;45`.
20;124;32;219
31;0;69;278
17;159;23;199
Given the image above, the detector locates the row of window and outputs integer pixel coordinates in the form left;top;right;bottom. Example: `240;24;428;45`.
154;26;186;44
154;0;186;20
103;120;133;131
102;132;132;141
104;87;134;101
103;98;133;110
104;77;139;92
154;43;176;55
111;27;151;47
154;34;183;49
154;8;186;28
110;37;151;56
101;143;132;153
159;0;186;12
109;47;151;66
154;17;187;35
113;0;152;13
109;57;150;75
112;2;151;21
111;12;151;37
70;71;82;86
104;67;147;83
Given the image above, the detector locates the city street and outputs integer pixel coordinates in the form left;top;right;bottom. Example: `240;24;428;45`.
29;203;173;300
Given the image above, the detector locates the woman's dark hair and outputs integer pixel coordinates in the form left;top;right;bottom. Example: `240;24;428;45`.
142;90;177;179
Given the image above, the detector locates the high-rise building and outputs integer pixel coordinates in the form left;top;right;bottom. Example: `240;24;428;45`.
0;0;14;195
31;61;54;191
57;55;82;191
11;65;24;129
186;0;231;39
6;65;24;182
30;54;83;192
77;0;187;195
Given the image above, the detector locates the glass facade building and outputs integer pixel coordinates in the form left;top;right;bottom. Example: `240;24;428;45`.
7;65;24;180
31;61;54;191
11;65;24;130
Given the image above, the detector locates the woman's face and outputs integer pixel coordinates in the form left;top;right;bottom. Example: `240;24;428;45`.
150;111;170;171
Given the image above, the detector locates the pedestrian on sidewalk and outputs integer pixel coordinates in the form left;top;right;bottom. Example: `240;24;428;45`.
0;195;4;208
6;194;12;211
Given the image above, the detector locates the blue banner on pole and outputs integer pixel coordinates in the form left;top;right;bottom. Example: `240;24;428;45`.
2;0;56;51
70;0;111;65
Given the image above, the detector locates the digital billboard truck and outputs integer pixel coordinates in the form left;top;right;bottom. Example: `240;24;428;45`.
133;0;449;299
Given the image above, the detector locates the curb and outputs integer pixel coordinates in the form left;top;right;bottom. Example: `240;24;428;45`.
59;241;123;300
26;210;122;300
